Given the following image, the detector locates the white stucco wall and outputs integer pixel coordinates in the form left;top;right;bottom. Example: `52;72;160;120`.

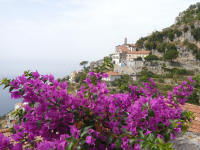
103;75;121;82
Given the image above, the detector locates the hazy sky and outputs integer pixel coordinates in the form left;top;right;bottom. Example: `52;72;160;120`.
0;0;200;116
0;0;200;70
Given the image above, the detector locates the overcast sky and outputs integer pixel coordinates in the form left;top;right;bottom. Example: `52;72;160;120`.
0;0;200;115
0;0;199;72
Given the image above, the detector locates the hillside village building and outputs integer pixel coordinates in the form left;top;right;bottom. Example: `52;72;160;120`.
103;71;121;82
6;102;27;128
68;38;150;82
112;38;150;66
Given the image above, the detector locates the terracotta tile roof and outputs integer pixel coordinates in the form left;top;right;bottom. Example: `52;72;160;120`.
181;103;200;133
127;50;150;55
117;45;131;53
106;71;120;76
117;45;150;55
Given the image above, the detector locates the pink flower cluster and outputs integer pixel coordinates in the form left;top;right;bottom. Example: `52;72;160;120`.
0;71;194;150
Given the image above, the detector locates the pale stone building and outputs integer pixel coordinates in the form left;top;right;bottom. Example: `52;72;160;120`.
103;71;121;82
111;38;150;65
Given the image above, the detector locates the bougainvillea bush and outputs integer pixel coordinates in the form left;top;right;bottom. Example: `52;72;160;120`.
0;71;194;150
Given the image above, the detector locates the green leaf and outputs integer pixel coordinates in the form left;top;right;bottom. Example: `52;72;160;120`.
9;87;14;92
66;137;76;150
129;138;137;145
66;142;74;150
115;138;122;149
138;130;145;139
148;109;155;117
36;120;42;128
122;128;132;135
106;136;112;145
80;125;93;137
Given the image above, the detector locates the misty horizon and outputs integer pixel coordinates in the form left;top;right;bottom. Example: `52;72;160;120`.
0;0;200;116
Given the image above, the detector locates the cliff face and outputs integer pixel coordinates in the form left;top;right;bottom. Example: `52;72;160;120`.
135;2;200;74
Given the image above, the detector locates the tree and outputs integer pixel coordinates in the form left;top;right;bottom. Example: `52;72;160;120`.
80;61;88;69
91;57;114;73
144;41;156;50
74;72;87;84
157;42;167;53
191;27;200;41
164;49;179;61
183;26;189;32
136;37;147;48
187;74;200;105
136;57;142;61
196;52;200;60
145;54;159;61
111;74;133;93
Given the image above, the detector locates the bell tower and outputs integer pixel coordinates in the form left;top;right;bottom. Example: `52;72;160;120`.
124;37;127;45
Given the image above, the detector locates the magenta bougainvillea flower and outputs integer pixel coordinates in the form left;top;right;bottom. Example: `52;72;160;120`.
0;71;194;150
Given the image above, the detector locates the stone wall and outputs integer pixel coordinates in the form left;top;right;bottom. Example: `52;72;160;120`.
171;132;200;150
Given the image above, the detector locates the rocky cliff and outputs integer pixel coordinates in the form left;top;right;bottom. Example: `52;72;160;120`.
135;2;200;74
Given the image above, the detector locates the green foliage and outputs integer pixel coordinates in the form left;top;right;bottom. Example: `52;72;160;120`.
166;43;177;51
196;52;200;60
111;74;134;93
91;57;114;73
183;40;200;60
145;54;159;61
0;78;11;89
74;72;87;84
58;76;70;82
136;57;143;61
139;68;160;82
158;84;173;92
140;132;173;150
193;73;200;86
163;67;193;76
136;37;147;49
191;27;200;41
80;61;89;72
137;27;181;53
74;57;114;89
174;29;182;37
158;78;164;83
163;43;178;61
144;41;156;50
181;111;194;132
157;42;167;53
168;31;175;41
162;29;176;41
183;26;189;32
173;68;192;75
149;31;164;42
187;88;200;105
163;73;174;78
11;108;26;124
188;74;200;105
176;3;200;24
80;61;88;67
183;40;198;54
190;23;195;29
163;49;179;61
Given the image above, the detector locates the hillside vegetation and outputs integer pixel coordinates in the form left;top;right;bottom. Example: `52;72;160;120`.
132;3;200;105
136;2;200;61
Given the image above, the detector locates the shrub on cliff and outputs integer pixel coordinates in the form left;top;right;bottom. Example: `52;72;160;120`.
145;54;159;61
